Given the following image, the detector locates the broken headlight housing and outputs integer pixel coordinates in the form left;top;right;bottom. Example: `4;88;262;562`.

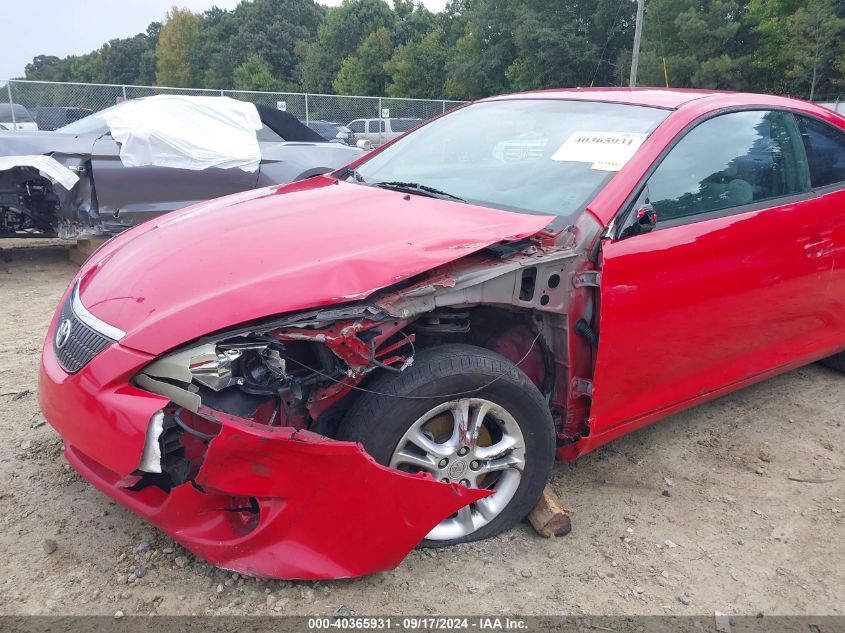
135;335;343;425
188;340;288;393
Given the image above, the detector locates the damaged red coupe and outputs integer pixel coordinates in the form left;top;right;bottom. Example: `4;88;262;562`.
39;89;845;579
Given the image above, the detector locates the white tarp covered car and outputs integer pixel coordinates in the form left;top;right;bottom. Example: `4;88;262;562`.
0;95;363;238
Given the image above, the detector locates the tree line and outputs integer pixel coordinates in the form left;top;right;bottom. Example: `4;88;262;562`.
20;0;845;101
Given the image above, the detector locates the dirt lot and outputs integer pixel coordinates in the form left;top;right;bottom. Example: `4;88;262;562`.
0;238;843;617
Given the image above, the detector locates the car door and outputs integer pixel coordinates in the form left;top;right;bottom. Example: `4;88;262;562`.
90;135;259;225
795;114;845;323
362;120;376;144
366;120;386;145
348;120;365;142
590;108;843;433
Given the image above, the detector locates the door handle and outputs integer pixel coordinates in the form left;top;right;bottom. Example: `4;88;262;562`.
804;238;833;258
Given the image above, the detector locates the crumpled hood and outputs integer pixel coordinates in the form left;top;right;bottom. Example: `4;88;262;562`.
78;176;553;355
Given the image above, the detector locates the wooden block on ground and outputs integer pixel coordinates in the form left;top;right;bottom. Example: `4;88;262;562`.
68;238;108;265
528;486;573;537
68;247;88;266
76;238;108;255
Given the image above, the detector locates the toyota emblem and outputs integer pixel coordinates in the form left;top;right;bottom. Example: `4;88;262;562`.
55;319;72;350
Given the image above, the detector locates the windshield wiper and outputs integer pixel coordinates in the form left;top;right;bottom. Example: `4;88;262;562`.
371;181;465;202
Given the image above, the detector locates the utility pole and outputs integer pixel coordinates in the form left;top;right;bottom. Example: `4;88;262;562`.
629;0;645;88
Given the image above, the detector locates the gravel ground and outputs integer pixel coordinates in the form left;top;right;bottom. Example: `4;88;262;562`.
0;238;843;617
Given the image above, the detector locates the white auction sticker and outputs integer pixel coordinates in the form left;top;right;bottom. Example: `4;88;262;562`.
551;130;648;171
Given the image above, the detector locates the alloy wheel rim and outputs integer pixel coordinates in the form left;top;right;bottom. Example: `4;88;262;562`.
389;398;525;541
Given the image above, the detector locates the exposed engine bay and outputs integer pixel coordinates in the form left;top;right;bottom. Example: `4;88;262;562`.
0;156;99;238
130;232;598;492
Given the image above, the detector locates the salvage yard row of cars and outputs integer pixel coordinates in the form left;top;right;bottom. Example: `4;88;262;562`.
15;87;845;579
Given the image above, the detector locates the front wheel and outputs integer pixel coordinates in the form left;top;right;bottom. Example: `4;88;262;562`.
336;344;556;547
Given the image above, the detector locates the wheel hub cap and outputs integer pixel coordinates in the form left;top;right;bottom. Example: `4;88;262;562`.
388;397;526;541
447;460;467;479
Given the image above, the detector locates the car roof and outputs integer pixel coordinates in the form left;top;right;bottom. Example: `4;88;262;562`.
36;106;92;112
0;103;32;114
0;103;35;123
481;87;824;112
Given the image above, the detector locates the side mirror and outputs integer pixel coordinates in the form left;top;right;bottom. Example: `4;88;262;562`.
619;203;658;240
356;139;372;150
634;203;657;234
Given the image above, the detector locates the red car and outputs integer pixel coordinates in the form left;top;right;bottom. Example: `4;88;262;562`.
39;88;845;579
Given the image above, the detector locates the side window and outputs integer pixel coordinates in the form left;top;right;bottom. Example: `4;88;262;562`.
796;115;845;188
646;110;810;223
348;120;364;133
379;120;386;133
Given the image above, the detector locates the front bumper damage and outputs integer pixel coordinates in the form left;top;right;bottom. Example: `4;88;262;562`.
39;325;488;580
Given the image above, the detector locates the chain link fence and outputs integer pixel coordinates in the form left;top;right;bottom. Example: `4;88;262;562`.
3;78;841;135
818;99;844;114
1;79;465;139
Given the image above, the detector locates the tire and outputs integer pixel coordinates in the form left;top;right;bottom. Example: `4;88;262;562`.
336;343;556;547
821;351;845;372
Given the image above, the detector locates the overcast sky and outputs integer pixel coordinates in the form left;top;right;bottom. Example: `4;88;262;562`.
2;0;449;81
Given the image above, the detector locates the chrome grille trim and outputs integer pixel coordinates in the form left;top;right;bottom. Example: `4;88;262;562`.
71;282;126;341
53;282;122;373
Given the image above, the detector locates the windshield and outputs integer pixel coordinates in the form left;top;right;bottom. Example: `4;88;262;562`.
351;99;669;223
57;108;112;135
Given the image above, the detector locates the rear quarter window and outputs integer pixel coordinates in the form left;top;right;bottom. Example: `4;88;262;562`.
797;115;845;188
